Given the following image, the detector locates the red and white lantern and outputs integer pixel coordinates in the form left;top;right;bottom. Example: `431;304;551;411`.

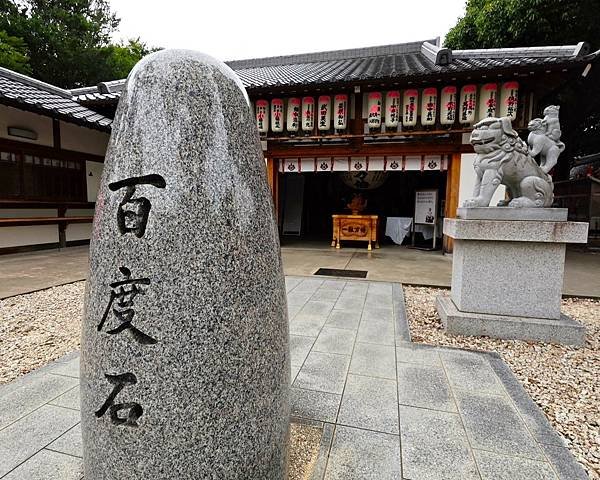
478;83;497;120
255;99;269;133
403;89;419;127
318;95;331;131
421;87;437;126
385;91;401;128
459;85;477;124
286;98;301;132
302;97;315;131
367;92;382;128
500;81;519;119
334;94;348;130
270;98;284;132
440;86;457;125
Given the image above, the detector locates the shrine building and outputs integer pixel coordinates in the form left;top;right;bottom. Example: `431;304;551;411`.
1;38;598;253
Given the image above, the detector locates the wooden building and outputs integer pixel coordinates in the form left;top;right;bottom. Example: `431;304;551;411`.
2;39;598;253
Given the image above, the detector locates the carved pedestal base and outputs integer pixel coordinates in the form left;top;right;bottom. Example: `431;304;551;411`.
437;208;588;345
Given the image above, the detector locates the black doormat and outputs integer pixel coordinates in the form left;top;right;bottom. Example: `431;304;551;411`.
314;268;368;278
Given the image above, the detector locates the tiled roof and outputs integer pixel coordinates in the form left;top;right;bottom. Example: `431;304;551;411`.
72;39;598;104
0;67;112;131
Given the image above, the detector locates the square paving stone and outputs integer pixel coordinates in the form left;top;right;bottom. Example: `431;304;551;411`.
324;425;401;480
367;282;394;295
300;300;336;317
47;424;82;458
474;449;558;480
291;364;301;384
290;335;316;366
287;291;315;306
285;277;303;292
289;313;328;337
48;386;80;411
334;296;365;311
326;309;362;330
361;307;394;323
397;362;457;412
356;318;395;346
290;388;341;423
455;390;545;460
396;343;442;366
399;405;479;480
1;448;83;480
312;327;356;355
294;351;351;394
311;289;343;302
0;405;80;477
322;279;347;290
287;304;302;320
47;356;80;379
337;374;399;434
440;349;505;395
293;278;324;292
364;293;393;310
0;374;78;430
349;343;396;379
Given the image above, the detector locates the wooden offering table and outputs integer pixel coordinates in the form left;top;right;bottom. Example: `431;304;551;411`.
331;214;379;250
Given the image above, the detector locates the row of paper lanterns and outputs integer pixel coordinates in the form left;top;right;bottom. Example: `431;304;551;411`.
254;82;519;133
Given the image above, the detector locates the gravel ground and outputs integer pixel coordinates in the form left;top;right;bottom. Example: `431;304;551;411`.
0;281;85;384
404;285;600;479
289;423;323;479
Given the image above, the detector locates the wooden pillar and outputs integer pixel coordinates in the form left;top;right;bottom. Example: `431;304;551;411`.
265;157;279;221
443;153;461;253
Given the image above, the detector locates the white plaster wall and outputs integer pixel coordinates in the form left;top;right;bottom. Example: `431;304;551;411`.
65;208;94;241
0;105;53;146
60;121;109;156
0;225;58;248
458;153;506;209
86;160;104;202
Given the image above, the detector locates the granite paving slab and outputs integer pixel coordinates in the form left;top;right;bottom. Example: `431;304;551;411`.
0;277;588;479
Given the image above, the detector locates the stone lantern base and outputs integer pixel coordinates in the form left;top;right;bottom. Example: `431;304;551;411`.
436;207;588;346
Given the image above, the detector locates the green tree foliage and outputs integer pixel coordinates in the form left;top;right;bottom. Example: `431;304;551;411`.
0;30;31;74
0;0;158;87
445;0;600;49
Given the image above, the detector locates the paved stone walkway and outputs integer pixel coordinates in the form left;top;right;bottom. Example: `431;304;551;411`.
2;244;600;298
0;277;588;479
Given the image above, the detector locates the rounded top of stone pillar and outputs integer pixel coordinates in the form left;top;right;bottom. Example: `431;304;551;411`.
127;49;249;106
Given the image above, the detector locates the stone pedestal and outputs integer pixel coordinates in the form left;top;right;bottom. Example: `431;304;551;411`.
437;208;588;345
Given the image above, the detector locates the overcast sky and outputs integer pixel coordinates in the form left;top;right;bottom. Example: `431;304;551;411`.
109;0;468;62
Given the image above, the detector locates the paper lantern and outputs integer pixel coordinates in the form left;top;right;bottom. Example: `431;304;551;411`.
255;99;269;133
403;89;419;127
478;83;497;121
286;98;301;132
270;98;284;132
334;94;348;130
421;87;437;126
440;86;457;125
500;81;519;119
317;95;331;131
385;91;401;128
459;85;477;124
367;92;382;128
302;97;315;131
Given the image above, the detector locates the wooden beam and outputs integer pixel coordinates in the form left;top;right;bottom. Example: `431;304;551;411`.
52;119;61;149
443;153;462;253
265;157;279;220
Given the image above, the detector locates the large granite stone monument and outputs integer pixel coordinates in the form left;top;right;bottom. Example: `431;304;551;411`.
437;109;588;345
80;50;290;479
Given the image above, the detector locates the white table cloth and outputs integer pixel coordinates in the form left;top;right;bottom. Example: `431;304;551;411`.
385;217;413;245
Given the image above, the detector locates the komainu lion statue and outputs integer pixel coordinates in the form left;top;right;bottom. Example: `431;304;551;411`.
463;112;561;208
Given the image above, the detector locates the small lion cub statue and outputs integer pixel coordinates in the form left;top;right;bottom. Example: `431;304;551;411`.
527;105;565;174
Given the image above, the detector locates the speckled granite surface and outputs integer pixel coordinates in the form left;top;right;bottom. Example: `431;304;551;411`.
80;50;289;479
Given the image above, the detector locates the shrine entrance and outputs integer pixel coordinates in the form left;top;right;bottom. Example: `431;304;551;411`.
278;168;447;248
